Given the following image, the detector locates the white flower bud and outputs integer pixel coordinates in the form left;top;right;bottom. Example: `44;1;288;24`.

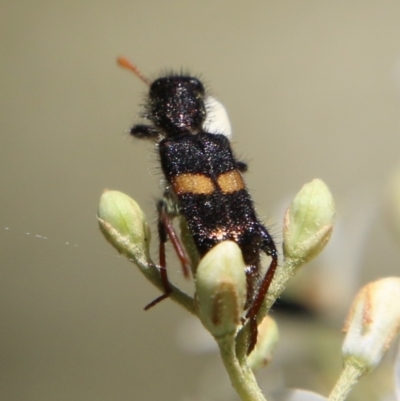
195;241;247;339
98;190;151;266
203;96;232;139
276;389;328;401
283;179;335;264
342;277;400;371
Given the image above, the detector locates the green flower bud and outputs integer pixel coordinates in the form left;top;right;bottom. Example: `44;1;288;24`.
98;190;151;266
283;179;335;265
342;277;400;371
195;241;247;339
247;315;279;371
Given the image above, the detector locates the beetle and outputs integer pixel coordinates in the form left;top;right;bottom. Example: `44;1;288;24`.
118;57;277;353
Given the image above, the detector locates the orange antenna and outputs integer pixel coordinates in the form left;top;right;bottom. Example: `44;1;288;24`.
117;56;151;86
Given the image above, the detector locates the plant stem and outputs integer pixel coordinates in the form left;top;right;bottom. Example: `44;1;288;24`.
128;256;196;315
265;257;299;311
329;359;366;401
217;336;268;401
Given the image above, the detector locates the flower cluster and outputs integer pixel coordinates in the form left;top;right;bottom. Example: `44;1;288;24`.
98;179;400;401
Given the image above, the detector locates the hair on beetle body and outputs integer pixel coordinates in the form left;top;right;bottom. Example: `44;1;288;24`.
118;57;277;354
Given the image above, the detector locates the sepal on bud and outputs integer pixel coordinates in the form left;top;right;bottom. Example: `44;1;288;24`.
98;190;151;266
195;241;247;339
283;179;335;265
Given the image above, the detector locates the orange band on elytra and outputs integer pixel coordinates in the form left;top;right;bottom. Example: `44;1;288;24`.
217;170;245;193
172;173;215;195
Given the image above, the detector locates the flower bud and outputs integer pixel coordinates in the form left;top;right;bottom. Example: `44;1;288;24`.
247;315;279;371
195;241;247;339
342;277;400;371
98;190;151;266
276;390;328;401
283;179;335;264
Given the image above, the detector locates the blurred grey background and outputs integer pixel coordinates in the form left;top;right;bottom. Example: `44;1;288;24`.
2;1;400;400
